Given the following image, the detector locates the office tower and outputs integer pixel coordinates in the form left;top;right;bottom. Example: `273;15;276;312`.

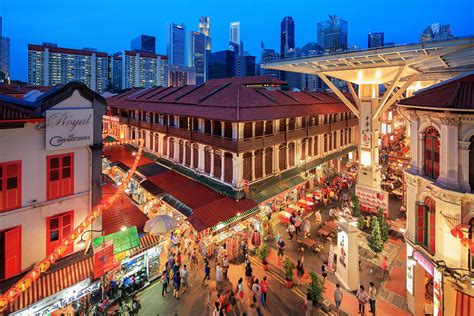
27;43;108;92
114;50;168;89
317;15;348;52
283;48;301;89
280;16;295;58
240;55;256;77
230;22;240;45
421;23;453;42
0;37;10;82
188;31;207;84
198;16;211;51
208;50;236;79
169;65;196;86
131;35;156;54
300;42;323;91
368;32;384;48
169;22;186;66
260;45;281;79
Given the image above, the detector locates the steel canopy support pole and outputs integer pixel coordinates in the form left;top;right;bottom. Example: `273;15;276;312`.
318;73;360;118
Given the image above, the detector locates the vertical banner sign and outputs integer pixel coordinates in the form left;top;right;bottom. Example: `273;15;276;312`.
406;244;414;295
46;109;94;151
94;240;116;279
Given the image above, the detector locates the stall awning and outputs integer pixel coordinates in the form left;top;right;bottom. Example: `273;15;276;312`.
94;226;141;254
304;145;357;171
137;163;169;177
249;175;306;204
140;180;164;196
161;194;193;217
103;144;153;168
6;255;94;314
189;198;257;232
128;233;162;257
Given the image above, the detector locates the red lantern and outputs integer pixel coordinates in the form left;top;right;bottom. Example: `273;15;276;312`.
470;242;474;255
0;296;8;310
461;237;470;247
450;227;463;239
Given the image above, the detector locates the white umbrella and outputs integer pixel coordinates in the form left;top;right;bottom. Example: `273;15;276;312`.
144;215;177;235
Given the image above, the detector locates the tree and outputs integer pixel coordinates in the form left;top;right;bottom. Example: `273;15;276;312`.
367;216;384;255
307;272;325;305
358;216;366;231
377;209;389;243
352;195;361;217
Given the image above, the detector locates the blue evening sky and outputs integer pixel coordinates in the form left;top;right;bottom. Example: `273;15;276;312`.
1;0;473;81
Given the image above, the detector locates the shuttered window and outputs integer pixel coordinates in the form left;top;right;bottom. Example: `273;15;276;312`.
46;211;74;256
0;161;22;212
0;226;21;280
47;153;74;200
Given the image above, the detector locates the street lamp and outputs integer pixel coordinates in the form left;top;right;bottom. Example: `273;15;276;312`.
77;229;104;248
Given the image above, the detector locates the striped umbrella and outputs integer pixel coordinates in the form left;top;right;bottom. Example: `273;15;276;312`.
144;215;177;235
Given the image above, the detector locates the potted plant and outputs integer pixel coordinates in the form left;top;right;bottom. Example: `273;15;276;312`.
257;243;269;271
307;272;325;306
283;257;295;288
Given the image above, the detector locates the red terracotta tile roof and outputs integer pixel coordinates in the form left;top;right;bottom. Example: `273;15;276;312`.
107;77;351;121
101;181;149;235
399;73;474;110
103;145;153;168
207;76;286;86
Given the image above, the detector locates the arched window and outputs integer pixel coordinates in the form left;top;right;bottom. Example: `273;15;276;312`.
154;134;159;153
416;196;436;254
265;147;273;175
254;150;264;179
185;141;191;167
279;144;287;171
192;144;199;169
169;138;175;159
324;134;328;153
214;150;222;179
204;147;212;174
224;153;233;183
301;138;307;160
424;127;440;179
308;138;313;157
178;140;184;163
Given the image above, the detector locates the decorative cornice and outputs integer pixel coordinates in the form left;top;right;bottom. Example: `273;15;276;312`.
458;141;471;151
438;116;461;126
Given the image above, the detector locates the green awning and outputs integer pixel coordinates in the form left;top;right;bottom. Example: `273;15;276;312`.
103;136;117;143
93;226;140;254
250;175;306;203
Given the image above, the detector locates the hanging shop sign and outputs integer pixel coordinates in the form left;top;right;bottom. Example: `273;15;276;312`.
45;109;94;151
12;278;100;316
413;251;434;276
337;229;348;269
94;240;117;279
406;244;414;295
433;267;443;316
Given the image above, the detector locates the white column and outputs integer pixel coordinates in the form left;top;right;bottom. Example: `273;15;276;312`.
438;118;460;190
251;151;255;181
210;149;215;177
458;141;471;192
232;122;239;140
274;145;279;173
233;153;243;188
252;122;256;137
408;114;421;174
198;144;205;172
190;145;195;169
220;154;225;182
262;151;266;177
221;122;225;137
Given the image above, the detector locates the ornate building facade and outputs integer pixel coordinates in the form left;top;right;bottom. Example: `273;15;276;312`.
399;74;474;316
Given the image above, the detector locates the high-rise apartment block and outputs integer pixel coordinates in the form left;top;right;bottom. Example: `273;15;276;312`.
368;32;384;48
112;50;169;90
0;17;10;83
230;22;240;45
27;43;108;92
280;16;295;58
169;23;186;66
317;15;348;52
421;23;454;42
131;35;156;54
188;31;207;84
198;16;211;52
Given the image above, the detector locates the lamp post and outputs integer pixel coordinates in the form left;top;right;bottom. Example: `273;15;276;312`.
77;229;104;250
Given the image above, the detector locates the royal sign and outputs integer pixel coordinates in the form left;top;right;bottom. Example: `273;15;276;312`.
45;109;94;151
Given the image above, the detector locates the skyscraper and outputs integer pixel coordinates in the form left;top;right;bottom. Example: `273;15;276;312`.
188;31;207;84
0;16;9;83
131;35;156;54
198;16;211;51
208;50;236;79
260;46;281;79
280;16;295;58
368;32;384;48
421;23;453;42
317;15;348;52
230;22;240;45
169;22;186;66
27;43;108;92
300;42;323;91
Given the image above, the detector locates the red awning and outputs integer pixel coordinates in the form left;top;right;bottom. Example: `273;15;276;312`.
456;290;474;316
103;145;153;168
101;181;149;235
9;256;94;313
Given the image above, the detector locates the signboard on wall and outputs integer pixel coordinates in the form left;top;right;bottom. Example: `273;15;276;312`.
337;229;348;270
433;267;443;316
46;109;94;151
356;185;389;213
406;244;414;295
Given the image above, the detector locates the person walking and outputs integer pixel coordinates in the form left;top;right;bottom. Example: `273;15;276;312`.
222;255;229;279
315;210;322;229
202;261;211;286
277;238;286;265
296;258;305;286
215;263;224;293
356;285;369;315
173;270;181;299
161;268;169;296
245;262;253;288
251;279;262;316
334;283;343;313
287;223;296;241
303;218;311;238
180;264;189;294
236;277;244;300
380;256;389;279
369;282;377;315
321;261;328;282
294;214;302;236
190;248;198;271
260;276;269;306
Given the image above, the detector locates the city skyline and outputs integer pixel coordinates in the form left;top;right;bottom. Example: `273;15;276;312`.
1;0;473;81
